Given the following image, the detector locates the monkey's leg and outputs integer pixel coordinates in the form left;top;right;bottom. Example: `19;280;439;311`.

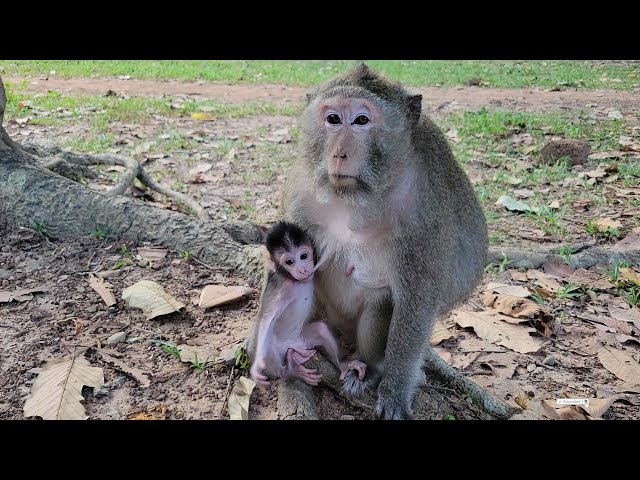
374;296;435;420
340;300;390;399
285;348;322;386
302;322;366;380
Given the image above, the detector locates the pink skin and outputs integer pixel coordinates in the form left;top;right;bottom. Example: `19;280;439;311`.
250;246;366;387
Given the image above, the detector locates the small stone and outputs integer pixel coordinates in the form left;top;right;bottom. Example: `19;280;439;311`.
0;269;10;279
24;259;44;273
1;246;10;253
340;415;355;420
86;305;98;313
76;286;86;293
106;331;127;345
527;364;536;373
534;367;545;374
111;376;127;388
542;355;556;366
126;336;142;343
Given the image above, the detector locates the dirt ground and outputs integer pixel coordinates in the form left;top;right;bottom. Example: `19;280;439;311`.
1;76;639;420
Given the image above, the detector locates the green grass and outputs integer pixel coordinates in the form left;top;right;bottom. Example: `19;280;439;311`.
1;60;638;90
3;81;299;126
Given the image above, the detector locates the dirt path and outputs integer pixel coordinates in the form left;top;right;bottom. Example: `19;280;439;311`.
5;75;640;113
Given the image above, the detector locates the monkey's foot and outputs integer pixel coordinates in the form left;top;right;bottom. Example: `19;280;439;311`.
287;349;322;386
339;367;379;399
374;382;413;420
250;361;271;388
339;360;367;380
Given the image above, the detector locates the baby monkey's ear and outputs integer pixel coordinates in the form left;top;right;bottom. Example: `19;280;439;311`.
258;245;276;272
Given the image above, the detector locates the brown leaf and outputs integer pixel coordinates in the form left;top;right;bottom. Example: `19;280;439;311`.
188;163;213;176
177;344;217;365
608;305;640;330
598;345;640;385
484;282;530;298
602;317;633;335
515;392;558;419
556;406;588;420
127;405;167;420
228;377;256;420
88;274;117;307
191;112;215;121
588;151;623;160
543;262;575;279
620;267;640;287
452;309;543;353
510;270;529;282
0;286;48;303
484;293;542;319
122;280;185;320
429;319;454;346
198;285;255;309
595;217;622;231
527;269;561;292
137;246;168;264
98;350;151;387
567;268;611;290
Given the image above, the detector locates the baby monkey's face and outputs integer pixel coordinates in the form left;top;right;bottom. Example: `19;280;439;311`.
276;244;315;282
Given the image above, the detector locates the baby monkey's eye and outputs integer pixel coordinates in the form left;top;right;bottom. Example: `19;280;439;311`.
300;253;308;260
285;259;294;266
353;115;369;125
326;114;341;125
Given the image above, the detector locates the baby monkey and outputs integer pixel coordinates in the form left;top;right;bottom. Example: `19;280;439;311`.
249;221;366;387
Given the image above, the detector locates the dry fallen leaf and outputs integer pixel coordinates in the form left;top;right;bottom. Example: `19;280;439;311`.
429;319;454;346
137;246;168;264
542;262;575;279
191;112;215;121
527;269;562;292
88;274;117;307
608;305;640;330
122;280;185;320
515;393;559;419
98;350;151;387
452;309;543;354
620;267;640;287
0;286;48;303
188;163;213;176
228;376;256;420
595;217;622;231
23;356;104;420
484;282;530;298
588;151;623;160
495;195;539;213
598;345;640;385
127;405;167;420
198;285;255;309
614;234;640;250
602;318;633;335
482;293;543;319
567;268;611;290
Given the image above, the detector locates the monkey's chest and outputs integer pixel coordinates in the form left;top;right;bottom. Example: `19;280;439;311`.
274;282;314;340
316;251;390;319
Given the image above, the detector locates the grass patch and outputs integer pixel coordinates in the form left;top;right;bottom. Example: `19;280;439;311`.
1;60;638;90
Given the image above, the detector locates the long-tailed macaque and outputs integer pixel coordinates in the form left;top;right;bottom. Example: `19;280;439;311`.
248;221;366;388
282;63;488;419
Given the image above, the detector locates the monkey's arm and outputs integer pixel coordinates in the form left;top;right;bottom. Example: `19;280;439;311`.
376;261;440;420
250;286;295;386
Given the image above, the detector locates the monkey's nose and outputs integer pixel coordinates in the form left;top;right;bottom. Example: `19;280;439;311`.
333;152;347;159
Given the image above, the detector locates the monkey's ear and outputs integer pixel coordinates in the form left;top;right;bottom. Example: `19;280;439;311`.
407;94;422;124
305;87;319;104
266;255;276;272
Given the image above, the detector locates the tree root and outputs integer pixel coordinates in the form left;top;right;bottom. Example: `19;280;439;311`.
277;351;520;420
488;242;640;270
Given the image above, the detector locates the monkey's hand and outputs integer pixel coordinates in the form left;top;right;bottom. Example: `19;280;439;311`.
375;381;414;420
339;360;366;380
250;360;271;388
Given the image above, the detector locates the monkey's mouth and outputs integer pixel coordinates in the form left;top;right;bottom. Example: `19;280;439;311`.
329;174;358;187
294;271;315;282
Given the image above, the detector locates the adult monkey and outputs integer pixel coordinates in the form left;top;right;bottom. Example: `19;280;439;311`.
282;63;488;419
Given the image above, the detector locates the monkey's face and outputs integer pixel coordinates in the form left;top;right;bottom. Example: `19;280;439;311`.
313;97;387;194
275;244;315;282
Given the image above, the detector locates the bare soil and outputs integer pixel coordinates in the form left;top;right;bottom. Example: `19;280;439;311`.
1;77;639;420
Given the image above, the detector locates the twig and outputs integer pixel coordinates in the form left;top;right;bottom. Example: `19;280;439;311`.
218;366;235;419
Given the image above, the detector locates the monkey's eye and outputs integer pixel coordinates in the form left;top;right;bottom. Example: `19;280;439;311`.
300;253;308;260
353;115;369;125
285;259;294;266
326;114;341;125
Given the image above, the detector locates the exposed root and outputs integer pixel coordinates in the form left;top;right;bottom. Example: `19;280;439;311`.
489;242;640;269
